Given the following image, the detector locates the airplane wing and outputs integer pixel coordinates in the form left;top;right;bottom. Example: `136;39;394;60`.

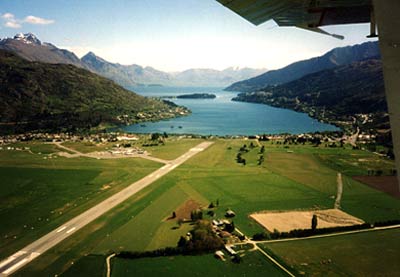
216;0;400;190
216;0;371;27
216;0;372;38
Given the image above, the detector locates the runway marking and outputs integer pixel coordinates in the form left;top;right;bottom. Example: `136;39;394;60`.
0;251;27;270
66;227;76;234
0;256;16;269
0;141;214;275
3;258;29;275
190;148;204;152
56;226;67;233
31;252;40;259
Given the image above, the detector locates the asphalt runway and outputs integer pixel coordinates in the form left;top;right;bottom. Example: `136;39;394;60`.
0;141;213;276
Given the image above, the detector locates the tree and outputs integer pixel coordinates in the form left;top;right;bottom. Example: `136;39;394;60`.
151;133;160;141
225;221;235;233
190;210;203;221
177;236;187;248
232;254;242;263
312;214;318;231
172;211;176;218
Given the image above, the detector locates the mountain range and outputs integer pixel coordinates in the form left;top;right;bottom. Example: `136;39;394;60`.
0;33;266;87
226;41;380;92
232;57;389;133
0;50;187;134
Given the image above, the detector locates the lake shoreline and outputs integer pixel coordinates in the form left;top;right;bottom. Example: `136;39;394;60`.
124;86;339;136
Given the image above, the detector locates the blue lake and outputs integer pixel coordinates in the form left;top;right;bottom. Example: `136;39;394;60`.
123;87;339;136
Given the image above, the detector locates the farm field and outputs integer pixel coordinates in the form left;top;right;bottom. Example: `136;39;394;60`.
259;228;400;276
1;137;399;276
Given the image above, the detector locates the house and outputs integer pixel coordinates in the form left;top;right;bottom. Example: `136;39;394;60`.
116;135;139;141
225;209;236;218
214;250;225;261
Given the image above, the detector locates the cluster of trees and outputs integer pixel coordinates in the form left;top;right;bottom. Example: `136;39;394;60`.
224;221;235;233
367;169;384;176
239;144;249;153
257;155;264;165
236;143;266;166
177;220;224;253
252;223;371;241
190;209;203;221
236;153;246;165
366;169;396;176
208;199;219;209
258;135;270;141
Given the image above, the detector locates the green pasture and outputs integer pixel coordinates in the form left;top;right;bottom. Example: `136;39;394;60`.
2;138;399;276
0;142;161;259
110;250;287;277
142;138;204;160
61;141;115;153
260;228;400;276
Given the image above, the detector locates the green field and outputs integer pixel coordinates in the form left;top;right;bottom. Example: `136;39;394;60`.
110;251;287;277
2;138;399;276
0;141;161;259
260;228;400;276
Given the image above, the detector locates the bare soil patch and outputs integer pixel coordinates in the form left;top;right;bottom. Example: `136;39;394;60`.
250;209;364;233
353;176;400;199
170;199;202;221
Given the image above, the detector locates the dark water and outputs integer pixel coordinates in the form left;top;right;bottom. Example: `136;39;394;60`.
123;87;339;136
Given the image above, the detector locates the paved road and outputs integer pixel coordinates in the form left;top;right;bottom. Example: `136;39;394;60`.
0;141;213;276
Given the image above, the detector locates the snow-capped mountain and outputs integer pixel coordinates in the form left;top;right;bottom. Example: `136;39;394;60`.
0;33;267;87
13;33;42;45
0;33;86;68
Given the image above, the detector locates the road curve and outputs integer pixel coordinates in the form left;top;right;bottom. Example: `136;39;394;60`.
0;141;213;276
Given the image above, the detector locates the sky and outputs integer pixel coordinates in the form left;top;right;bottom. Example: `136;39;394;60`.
0;0;375;72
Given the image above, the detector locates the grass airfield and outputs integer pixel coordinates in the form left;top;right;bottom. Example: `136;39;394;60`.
0;136;399;276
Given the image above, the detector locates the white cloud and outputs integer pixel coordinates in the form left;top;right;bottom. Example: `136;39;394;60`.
1;12;54;29
2;13;15;20
5;21;21;29
1;12;21;28
24;15;54;25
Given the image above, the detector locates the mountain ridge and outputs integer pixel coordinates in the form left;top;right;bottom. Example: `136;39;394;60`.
226;41;380;92
0;50;188;134
0;33;266;87
232;57;389;134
